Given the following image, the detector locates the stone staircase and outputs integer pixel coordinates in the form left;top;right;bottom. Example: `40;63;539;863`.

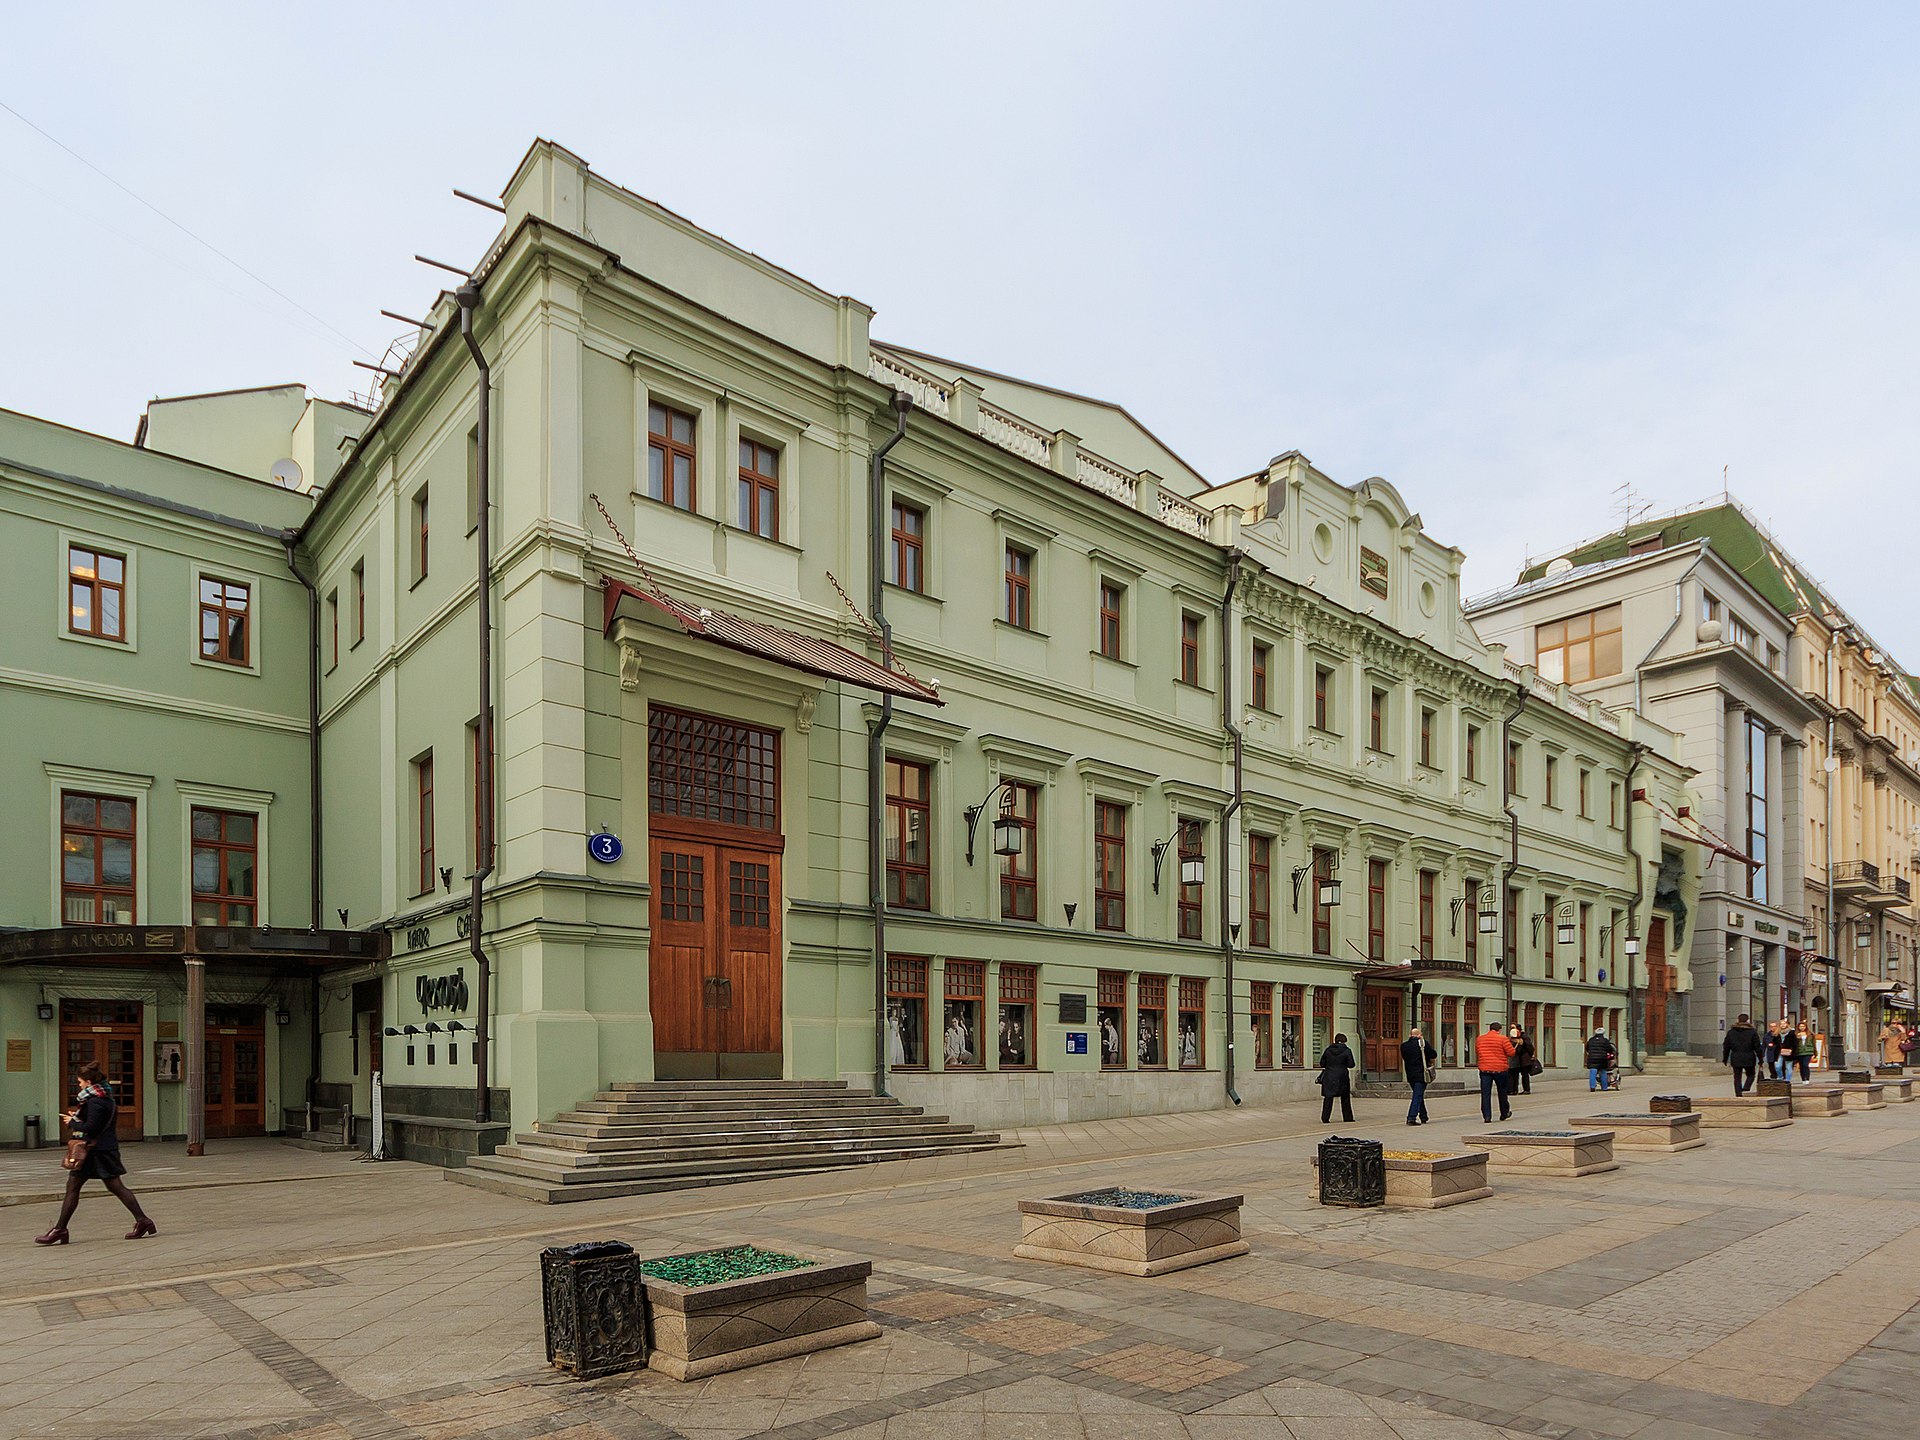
1638;1052;1724;1077
1354;1079;1471;1098
446;1080;1012;1203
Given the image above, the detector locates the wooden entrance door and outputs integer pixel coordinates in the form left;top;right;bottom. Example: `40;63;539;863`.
648;707;784;1079
1361;985;1404;1074
59;1000;142;1140
205;1006;266;1138
1645;918;1671;1052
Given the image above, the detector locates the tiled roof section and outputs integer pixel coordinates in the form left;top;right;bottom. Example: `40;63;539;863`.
602;578;943;704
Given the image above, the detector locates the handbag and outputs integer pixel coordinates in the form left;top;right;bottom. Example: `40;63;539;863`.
1526;1059;1545;1077
61;1138;90;1172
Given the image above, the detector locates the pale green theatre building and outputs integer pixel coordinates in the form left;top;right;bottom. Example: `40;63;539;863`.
0;141;1702;1162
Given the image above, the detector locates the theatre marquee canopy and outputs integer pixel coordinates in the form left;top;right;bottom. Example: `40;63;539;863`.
0;925;388;972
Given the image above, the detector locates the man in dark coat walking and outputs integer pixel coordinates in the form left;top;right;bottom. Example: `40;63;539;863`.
1401;1025;1438;1125
1318;1032;1357;1124
1723;1012;1764;1095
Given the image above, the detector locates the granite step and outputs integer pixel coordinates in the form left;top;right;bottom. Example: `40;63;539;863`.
520;1120;981;1151
487;1129;1005;1173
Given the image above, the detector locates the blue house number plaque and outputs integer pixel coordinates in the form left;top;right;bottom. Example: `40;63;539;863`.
587;831;624;864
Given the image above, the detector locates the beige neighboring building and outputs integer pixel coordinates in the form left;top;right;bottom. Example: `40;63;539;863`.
1476;498;1920;1063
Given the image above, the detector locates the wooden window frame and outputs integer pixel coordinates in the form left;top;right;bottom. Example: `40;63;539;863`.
415;753;435;898
1465;724;1481;783
1579;901;1592;982
1097;580;1123;660
1578;767;1591;818
1369;688;1388;752
737;437;780;540
1313;665;1333;732
1507;740;1523;795
1179;612;1202;686
1252;642;1271;711
197;575;251;667
1094;800;1127;932
648;402;698;512
1004;543;1034;629
1281;983;1305;1068
190;806;257;925
886;956;930;1071
1250;980;1274;1070
1545;754;1560;809
1464;879;1480;969
67;544;128;642
1248;834;1272;949
890;500;926;593
885;757;931;912
999;781;1038;922
1137;974;1168;1069
350;561;365;648
1367;858;1388;961
1176;818;1204;942
326;590;338;672
1097;969;1128;1070
1504;886;1520;970
1545;892;1561;969
412;486;430;584
1535;603;1624;684
1419;707;1435;768
943;960;986;1071
59;790;137;925
1311;985;1334;1059
1312;846;1335;956
1418;869;1436;961
998;963;1037;1069
1177;977;1206;1071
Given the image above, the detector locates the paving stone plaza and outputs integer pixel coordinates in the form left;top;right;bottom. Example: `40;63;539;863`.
7;1074;1920;1440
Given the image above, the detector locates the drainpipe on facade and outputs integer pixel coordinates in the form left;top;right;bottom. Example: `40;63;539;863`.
1499;682;1527;1026
1218;552;1244;1106
458;284;497;1126
1622;741;1647;1069
283;536;325;1124
867;390;913;1099
1825;623;1840;1067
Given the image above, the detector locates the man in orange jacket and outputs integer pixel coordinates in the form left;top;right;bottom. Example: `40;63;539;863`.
1475;1021;1516;1123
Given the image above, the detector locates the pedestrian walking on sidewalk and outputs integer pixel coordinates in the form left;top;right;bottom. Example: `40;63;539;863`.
1402;1026;1438;1125
1476;1021;1515;1123
1724;1013;1763;1095
1584;1026;1617;1091
1318;1033;1357;1124
35;1061;156;1246
1508;1025;1537;1095
1764;1022;1783;1080
1793;1024;1813;1081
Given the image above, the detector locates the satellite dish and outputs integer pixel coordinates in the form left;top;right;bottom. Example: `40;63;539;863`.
1544;557;1574;577
270;458;303;490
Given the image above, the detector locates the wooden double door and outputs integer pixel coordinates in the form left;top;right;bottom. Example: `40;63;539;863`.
59;1000;143;1140
647;706;784;1079
1362;984;1406;1075
204;1006;266;1138
1644;918;1673;1052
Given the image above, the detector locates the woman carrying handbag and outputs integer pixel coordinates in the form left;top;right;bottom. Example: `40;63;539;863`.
35;1061;156;1245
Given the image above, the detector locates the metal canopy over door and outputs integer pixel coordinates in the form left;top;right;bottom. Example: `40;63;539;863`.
648;706;784;1079
59;1000;142;1140
204;1004;266;1138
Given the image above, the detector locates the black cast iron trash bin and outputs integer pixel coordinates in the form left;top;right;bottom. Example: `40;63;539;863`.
1318;1135;1386;1207
540;1239;646;1378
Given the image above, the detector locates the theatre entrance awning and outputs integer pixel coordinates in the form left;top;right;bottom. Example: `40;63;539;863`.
603;577;942;704
0;924;388;974
1353;960;1479;983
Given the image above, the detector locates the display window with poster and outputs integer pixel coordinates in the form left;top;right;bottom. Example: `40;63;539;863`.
1177;978;1205;1069
1250;981;1274;1069
943;960;985;1069
885;956;929;1069
1097;970;1127;1069
1311;986;1334;1058
1137;974;1167;1068
997;963;1035;1068
1442;995;1459;1066
1281;983;1304;1068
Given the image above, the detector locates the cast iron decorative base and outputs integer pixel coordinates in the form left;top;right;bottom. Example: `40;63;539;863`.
541;1240;647;1379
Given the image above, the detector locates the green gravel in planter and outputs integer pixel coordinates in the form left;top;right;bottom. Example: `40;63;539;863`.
1057;1187;1194;1209
637;1245;815;1287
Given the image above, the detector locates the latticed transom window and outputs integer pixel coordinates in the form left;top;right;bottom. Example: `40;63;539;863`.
61;791;135;924
191;807;256;925
658;852;704;922
738;438;779;540
1176;819;1205;941
1094;800;1127;932
68;545;126;641
648;403;697;511
1249;834;1272;948
199;576;251;666
999;782;1037;921
647;708;780;832
728;860;771;929
884;758;930;910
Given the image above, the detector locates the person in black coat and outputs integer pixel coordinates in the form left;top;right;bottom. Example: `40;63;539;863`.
1723;1013;1765;1095
35;1061;156;1245
1508;1026;1536;1095
1584;1028;1617;1091
1318;1033;1357;1123
1401;1026;1438;1125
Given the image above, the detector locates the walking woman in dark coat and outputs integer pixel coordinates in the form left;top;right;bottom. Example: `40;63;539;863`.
35;1061;156;1244
1318;1032;1357;1124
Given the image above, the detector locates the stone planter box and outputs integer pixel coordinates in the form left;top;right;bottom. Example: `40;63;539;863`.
1755;1078;1793;1098
1882;1077;1915;1102
1689;1096;1792;1128
1470;1130;1617;1177
1311;1150;1492;1209
1834;1083;1888;1111
637;1246;879;1381
1649;1095;1693;1114
1015;1188;1248;1276
1569;1113;1704;1152
1789;1087;1846;1118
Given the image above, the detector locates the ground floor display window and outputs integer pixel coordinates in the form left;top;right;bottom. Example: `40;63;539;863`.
944;960;985;1068
1177;978;1205;1069
1420;993;1436;1046
1138;974;1167;1068
1542;1004;1558;1065
886;956;929;1069
1251;981;1274;1069
1442;996;1459;1066
1311;986;1333;1058
1281;984;1304;1068
998;963;1035;1068
1465;997;1482;1043
1098;970;1127;1069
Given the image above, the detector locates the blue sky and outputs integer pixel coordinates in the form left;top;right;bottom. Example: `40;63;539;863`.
3;3;1916;654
